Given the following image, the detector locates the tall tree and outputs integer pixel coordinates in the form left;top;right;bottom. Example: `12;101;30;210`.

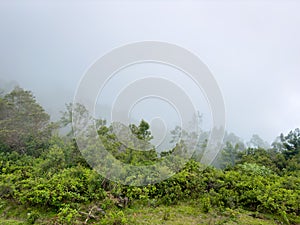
129;119;153;142
0;87;52;155
247;134;270;149
277;128;300;159
218;142;240;168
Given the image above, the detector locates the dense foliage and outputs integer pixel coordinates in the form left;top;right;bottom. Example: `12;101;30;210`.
0;87;299;224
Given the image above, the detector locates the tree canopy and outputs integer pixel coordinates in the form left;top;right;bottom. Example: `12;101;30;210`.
0;87;53;156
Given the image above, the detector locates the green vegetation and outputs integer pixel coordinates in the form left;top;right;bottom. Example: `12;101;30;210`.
0;87;300;224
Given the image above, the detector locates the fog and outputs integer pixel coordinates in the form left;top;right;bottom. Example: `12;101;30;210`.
1;0;300;144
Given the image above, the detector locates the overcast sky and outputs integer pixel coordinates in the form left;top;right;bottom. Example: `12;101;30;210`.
0;0;300;143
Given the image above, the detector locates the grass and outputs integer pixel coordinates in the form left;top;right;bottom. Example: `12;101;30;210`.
0;199;282;225
121;202;278;225
0;219;24;225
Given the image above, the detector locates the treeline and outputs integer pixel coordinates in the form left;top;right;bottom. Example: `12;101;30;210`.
0;87;299;224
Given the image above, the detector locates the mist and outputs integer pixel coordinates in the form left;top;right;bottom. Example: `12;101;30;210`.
1;0;300;144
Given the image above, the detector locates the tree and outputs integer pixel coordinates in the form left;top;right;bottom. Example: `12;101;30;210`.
223;132;246;150
237;147;282;172
247;134;270;149
0;87;52;155
277;128;300;159
219;142;240;168
60;102;96;138
129;120;153;142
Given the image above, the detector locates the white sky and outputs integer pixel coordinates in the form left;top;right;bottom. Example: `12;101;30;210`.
0;0;300;143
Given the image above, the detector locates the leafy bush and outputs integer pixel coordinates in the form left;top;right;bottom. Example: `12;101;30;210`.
1;88;300;224
26;210;40;224
57;204;80;225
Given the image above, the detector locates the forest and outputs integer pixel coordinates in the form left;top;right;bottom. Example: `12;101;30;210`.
0;87;300;224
